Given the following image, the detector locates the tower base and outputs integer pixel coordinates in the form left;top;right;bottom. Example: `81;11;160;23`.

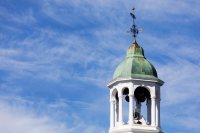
109;125;163;133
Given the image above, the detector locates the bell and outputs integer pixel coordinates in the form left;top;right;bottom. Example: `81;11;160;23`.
125;95;129;102
135;87;146;103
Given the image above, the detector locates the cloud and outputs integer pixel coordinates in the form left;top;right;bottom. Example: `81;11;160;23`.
0;96;107;133
136;0;200;22
0;98;67;133
40;0;200;28
40;0;133;27
0;6;36;25
161;101;200;133
0;26;123;87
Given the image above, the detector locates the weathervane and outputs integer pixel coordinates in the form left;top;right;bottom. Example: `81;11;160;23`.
128;8;141;40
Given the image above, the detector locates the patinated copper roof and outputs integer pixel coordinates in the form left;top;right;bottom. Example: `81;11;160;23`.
113;40;158;80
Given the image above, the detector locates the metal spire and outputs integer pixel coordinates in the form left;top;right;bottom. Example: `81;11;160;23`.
129;8;140;40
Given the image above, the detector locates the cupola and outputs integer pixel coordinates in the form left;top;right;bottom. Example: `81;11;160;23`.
107;8;164;133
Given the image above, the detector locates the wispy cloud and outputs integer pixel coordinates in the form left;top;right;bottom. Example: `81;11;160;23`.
0;96;107;133
0;26;122;87
41;0;131;26
136;0;200;22
162;101;200;133
0;6;36;25
40;0;200;28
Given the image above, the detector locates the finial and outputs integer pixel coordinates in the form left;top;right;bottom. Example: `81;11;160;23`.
128;8;140;41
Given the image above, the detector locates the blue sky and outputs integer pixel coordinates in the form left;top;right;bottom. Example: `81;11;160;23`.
0;0;200;133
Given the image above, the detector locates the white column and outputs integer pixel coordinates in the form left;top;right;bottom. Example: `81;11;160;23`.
156;99;160;127
110;100;115;128
118;94;123;125
151;97;156;126
119;95;123;125
129;94;134;125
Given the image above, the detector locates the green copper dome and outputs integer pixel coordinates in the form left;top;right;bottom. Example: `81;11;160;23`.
113;40;157;80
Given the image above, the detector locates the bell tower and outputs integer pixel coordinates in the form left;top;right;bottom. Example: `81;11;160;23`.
107;8;164;133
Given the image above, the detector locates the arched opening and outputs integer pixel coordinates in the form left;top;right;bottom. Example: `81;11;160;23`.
122;87;129;124
134;86;151;125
